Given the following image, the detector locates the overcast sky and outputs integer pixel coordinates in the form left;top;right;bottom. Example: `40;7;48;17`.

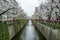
16;0;46;17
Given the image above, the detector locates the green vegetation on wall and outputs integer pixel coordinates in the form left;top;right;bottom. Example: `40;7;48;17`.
0;19;28;40
13;19;28;33
0;21;9;40
13;20;20;33
34;20;60;29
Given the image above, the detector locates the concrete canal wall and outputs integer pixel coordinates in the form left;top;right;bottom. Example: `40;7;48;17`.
33;21;60;40
7;20;28;40
7;21;15;40
8;24;15;40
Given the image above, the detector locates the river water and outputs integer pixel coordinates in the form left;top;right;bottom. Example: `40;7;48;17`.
20;20;39;40
12;20;46;40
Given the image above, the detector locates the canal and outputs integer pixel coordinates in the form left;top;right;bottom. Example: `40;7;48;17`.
12;20;46;40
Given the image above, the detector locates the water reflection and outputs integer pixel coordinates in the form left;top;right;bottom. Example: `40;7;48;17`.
20;20;39;40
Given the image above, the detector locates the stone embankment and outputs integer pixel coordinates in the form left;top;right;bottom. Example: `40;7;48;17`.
33;21;60;40
7;19;28;40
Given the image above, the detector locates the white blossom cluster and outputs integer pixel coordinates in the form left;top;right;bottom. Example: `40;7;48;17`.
32;0;60;21
0;0;28;21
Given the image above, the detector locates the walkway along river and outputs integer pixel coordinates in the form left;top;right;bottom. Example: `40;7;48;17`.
12;20;46;40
